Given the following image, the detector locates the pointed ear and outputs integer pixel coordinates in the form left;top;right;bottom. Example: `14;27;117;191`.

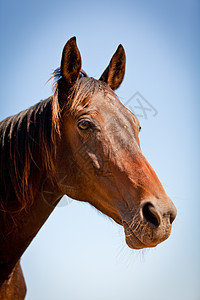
61;37;82;89
99;44;126;90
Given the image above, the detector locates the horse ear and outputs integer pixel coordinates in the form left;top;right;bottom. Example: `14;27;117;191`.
99;44;126;90
61;37;82;89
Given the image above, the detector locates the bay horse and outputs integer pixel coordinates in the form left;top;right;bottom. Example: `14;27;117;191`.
0;37;176;299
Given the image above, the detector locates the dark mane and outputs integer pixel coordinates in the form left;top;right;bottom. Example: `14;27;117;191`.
0;97;59;219
0;71;112;225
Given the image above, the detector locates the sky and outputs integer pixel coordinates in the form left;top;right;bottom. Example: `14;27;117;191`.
0;0;200;299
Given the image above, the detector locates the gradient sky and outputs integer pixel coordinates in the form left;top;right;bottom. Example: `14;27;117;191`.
0;1;200;299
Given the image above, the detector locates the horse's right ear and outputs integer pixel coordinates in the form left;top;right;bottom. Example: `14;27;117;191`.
60;37;82;89
99;44;126;90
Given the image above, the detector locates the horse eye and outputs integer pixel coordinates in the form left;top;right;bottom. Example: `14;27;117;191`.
78;120;92;131
139;126;142;132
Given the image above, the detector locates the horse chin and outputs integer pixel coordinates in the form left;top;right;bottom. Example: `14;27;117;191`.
125;233;148;250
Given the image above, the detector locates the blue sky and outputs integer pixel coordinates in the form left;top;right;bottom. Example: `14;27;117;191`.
0;1;200;299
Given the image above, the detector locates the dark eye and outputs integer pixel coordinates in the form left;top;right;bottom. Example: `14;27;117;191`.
139;126;142;132
78;120;92;131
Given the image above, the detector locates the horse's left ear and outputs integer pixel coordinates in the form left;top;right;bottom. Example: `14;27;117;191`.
99;44;126;90
61;37;82;89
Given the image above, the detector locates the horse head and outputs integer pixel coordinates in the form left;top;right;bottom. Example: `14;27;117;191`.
54;37;177;249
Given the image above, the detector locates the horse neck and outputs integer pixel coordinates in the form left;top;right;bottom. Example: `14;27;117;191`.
0;171;64;286
0;97;64;284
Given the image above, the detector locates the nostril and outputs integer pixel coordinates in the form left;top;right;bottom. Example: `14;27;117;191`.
142;203;161;228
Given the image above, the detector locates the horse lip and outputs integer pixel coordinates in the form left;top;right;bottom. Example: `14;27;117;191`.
125;231;147;250
122;220;147;249
122;219;169;249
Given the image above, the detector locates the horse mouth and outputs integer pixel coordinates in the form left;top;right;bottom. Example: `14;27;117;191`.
123;220;159;250
122;220;145;249
122;214;173;250
125;232;147;249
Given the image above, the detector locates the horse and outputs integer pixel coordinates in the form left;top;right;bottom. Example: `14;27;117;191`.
0;37;177;299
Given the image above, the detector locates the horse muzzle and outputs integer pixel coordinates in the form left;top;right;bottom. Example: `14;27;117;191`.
123;198;177;249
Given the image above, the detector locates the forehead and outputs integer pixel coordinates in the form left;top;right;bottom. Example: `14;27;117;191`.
84;91;140;127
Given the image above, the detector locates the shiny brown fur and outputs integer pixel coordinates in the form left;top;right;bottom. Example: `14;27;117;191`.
0;37;176;298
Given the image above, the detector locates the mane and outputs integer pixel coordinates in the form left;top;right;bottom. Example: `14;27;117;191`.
0;69;112;227
0;98;59;220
